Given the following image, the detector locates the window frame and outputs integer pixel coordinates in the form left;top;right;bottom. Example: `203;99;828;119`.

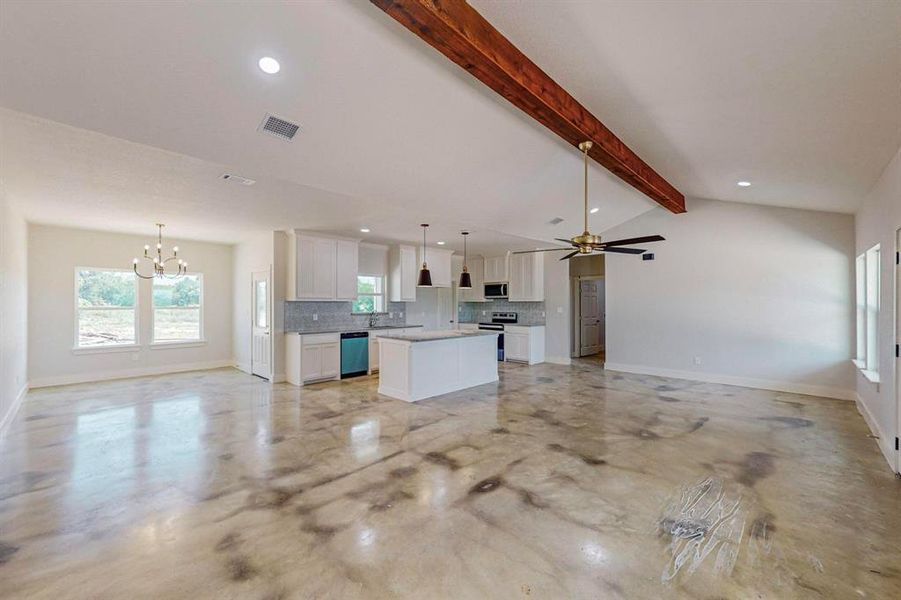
853;245;881;383
73;267;139;352
351;274;387;314
150;272;205;347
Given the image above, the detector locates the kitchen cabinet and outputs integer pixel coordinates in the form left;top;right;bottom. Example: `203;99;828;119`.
484;254;509;283
504;325;545;365
335;239;359;300
389;245;418;302
286;333;341;384
418;246;453;288
508;252;544;301
458;255;486;302
293;232;359;301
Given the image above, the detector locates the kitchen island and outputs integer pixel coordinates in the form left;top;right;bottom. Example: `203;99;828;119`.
377;330;499;402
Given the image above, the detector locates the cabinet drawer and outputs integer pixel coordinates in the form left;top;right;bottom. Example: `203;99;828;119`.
302;333;340;346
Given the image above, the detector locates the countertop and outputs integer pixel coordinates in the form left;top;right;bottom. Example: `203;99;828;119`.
458;321;546;327
286;325;423;335
381;330;499;343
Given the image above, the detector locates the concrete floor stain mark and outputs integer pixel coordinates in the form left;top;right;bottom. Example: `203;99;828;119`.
735;452;776;487
659;477;747;583
759;416;814;429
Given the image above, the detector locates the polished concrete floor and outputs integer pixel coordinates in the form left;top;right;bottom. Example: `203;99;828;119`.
1;363;899;599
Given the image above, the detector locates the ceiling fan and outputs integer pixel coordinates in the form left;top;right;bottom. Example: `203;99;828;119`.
514;141;665;261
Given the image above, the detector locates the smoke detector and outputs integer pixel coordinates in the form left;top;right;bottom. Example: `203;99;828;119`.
548;217;565;225
258;113;300;141
221;173;256;186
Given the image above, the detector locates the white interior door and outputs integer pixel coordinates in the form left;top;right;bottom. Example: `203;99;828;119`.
579;279;602;356
597;279;606;352
251;270;271;379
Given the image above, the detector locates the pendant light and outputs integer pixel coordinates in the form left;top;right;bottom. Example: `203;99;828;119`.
458;231;472;289
417;223;433;287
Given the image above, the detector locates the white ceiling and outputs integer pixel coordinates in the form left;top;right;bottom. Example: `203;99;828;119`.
1;0;899;248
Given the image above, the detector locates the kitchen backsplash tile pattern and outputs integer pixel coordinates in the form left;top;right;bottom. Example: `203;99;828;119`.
285;301;407;332
458;300;546;325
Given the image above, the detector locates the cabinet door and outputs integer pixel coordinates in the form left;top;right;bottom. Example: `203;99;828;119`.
313;238;336;299
369;338;379;371
508;254;522;300
506;333;527;361
321;343;340;378
335;240;359;300
301;345;323;381
401;246;417;300
297;236;316;299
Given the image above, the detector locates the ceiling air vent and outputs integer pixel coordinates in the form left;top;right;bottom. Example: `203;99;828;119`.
548;217;565;225
221;173;256;186
258;113;300;141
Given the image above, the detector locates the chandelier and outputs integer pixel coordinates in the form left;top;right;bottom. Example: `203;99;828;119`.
132;223;187;279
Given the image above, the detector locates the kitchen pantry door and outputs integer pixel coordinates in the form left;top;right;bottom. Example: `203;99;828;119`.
251;270;271;379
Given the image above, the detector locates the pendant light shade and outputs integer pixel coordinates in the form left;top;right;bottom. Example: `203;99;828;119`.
458;231;472;289
417;224;433;287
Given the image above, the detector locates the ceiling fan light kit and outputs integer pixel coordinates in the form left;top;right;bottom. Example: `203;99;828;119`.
515;141;665;261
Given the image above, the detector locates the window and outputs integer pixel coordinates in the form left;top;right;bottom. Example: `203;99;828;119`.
352;275;385;314
76;269;137;347
152;274;203;343
854;245;880;381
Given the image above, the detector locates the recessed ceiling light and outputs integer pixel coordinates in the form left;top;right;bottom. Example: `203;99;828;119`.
258;57;280;74
359;228;370;233
437;241;446;245
737;181;751;187
590;207;599;214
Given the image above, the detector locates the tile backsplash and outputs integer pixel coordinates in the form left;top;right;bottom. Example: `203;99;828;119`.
458;300;546;325
285;301;407;332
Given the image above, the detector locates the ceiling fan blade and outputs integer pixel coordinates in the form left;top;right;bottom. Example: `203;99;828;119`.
554;238;577;245
512;248;569;254
603;247;645;254
601;235;665;247
559;250;580;261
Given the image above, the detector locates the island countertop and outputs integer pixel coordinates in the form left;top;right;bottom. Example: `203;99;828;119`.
384;330;499;343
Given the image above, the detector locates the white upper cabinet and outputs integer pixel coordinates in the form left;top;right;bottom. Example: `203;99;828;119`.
389;245;417;302
293;232;358;301
458;255;486;302
335;239;359;300
484;254;509;282
418;246;453;288
508;252;544;301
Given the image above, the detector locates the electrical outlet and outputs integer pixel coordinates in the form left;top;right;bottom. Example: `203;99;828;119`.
131;353;139;362
556;306;563;314
312;314;318;321
693;356;702;366
482;310;487;316
541;311;546;317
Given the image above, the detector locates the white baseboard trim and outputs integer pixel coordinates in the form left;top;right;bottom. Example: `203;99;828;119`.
29;359;237;389
603;362;856;401
545;356;572;366
855;392;897;473
0;383;29;437
272;372;287;384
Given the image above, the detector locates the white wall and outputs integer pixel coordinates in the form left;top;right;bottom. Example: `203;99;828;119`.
543;252;571;364
28;224;233;386
233;232;275;375
604;198;856;400
0;192;28;431
854;145;901;472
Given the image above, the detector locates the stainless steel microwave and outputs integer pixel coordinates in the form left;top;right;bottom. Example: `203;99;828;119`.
484;283;508;299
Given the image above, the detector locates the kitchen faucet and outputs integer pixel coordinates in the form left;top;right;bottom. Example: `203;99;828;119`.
368;311;378;328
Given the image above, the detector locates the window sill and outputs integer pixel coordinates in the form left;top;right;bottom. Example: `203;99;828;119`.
72;344;140;355
851;359;866;369
859;369;881;384
150;340;206;349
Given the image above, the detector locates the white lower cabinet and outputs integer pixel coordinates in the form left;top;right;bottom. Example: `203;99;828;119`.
504;326;545;365
286;333;340;384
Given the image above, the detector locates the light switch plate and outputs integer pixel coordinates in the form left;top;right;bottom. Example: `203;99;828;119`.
312;314;318;321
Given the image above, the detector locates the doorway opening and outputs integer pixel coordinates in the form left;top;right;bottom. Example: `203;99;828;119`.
569;254;605;365
251;270;271;380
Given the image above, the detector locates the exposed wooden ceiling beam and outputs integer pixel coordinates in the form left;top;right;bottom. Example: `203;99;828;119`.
370;0;686;213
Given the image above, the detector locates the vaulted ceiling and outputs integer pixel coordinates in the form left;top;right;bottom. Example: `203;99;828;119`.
1;1;898;249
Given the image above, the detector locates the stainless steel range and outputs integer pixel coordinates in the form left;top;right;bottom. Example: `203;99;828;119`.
477;312;517;361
